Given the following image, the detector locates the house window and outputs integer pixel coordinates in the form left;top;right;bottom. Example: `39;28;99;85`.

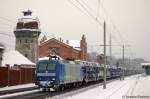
31;40;33;43
25;54;28;58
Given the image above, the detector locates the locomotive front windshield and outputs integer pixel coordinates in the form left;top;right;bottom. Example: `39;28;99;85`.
38;62;56;72
38;63;47;71
47;64;55;71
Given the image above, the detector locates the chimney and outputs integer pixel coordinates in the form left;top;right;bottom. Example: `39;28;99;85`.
22;10;32;16
66;40;69;44
59;37;62;42
0;44;4;66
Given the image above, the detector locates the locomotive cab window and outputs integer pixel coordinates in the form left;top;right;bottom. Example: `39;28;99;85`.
47;64;55;71
38;63;47;71
38;62;55;71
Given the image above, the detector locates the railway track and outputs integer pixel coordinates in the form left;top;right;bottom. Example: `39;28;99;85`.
0;79;118;99
0;86;39;96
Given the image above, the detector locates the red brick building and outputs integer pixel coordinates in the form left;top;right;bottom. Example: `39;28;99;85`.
39;35;87;60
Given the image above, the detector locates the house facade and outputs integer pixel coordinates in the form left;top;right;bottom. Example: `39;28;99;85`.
39;35;87;61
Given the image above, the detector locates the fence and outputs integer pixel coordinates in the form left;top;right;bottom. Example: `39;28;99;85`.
0;65;35;87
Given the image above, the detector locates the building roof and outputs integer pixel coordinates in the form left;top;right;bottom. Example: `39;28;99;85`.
2;50;35;66
0;44;4;49
141;63;150;66
18;10;38;23
63;40;80;50
39;34;81;51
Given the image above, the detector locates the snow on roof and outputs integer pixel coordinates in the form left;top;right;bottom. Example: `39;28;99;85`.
18;17;36;23
15;28;40;32
2;50;35;66
0;46;4;49
18;11;38;23
39;34;81;50
0;44;4;49
141;63;150;66
111;66;117;69
64;40;80;50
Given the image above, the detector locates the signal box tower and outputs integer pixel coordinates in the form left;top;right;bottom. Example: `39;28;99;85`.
14;10;41;63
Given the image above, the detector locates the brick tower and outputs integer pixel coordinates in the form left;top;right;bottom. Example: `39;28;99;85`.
80;34;87;60
14;10;41;63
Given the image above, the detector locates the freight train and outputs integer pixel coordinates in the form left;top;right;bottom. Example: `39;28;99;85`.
35;55;140;91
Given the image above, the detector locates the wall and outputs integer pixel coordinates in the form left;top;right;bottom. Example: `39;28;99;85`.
39;38;80;60
39;37;87;60
0;66;8;87
0;65;35;87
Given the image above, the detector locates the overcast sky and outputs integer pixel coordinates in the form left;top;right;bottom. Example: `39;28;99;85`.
0;0;150;61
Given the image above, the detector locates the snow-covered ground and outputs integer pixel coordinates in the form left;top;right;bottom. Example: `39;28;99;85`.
125;74;150;99
63;74;150;99
1;74;150;99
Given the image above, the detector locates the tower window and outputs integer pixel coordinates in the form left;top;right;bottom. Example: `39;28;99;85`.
19;40;21;44
25;39;28;43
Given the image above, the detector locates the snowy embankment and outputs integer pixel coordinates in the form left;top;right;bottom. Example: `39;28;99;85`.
64;75;141;99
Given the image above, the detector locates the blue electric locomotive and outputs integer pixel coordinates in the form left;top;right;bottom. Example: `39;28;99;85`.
35;55;125;91
36;55;84;91
36;56;64;91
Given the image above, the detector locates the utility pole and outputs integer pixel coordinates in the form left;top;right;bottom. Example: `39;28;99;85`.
36;32;39;63
103;21;106;89
122;45;125;80
109;33;112;66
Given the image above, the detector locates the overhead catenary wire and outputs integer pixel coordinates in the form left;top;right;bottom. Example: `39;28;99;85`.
75;0;97;20
0;16;16;23
74;0;122;45
67;0;92;19
69;0;138;64
0;22;14;27
68;0;134;57
99;0;136;59
99;0;126;45
73;0;124;45
80;0;97;17
76;0;104;26
0;32;14;37
79;0;103;25
97;0;101;18
70;0;103;25
0;31;15;48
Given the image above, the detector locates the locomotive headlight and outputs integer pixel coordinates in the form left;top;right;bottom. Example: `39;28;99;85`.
52;78;55;80
40;81;51;87
47;81;51;86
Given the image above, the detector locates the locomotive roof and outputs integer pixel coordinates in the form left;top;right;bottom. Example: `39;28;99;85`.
38;55;64;61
